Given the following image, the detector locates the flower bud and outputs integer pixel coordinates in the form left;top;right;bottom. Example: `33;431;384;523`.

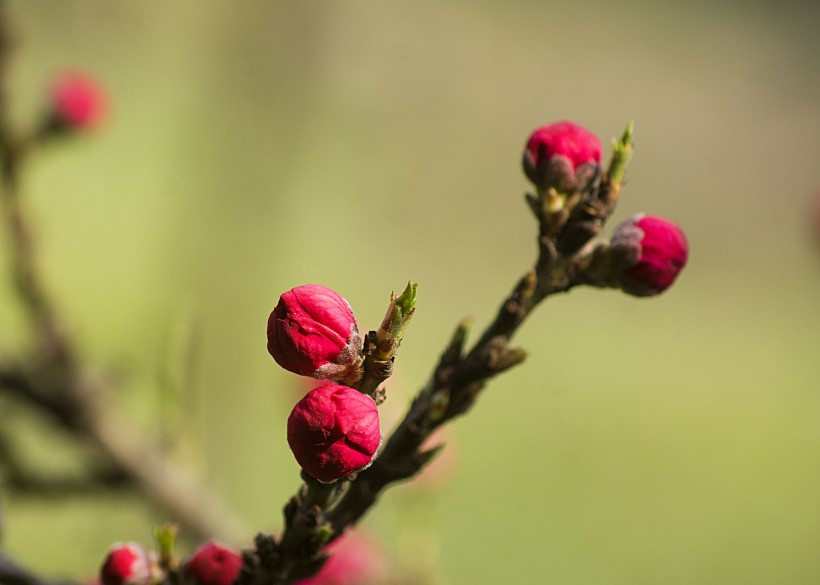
522;121;602;192
100;543;159;585
49;70;107;131
294;531;388;585
287;382;381;483
267;284;363;381
182;541;243;585
609;214;688;296
811;188;820;250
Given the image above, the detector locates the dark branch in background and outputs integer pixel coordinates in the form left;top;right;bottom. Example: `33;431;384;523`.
0;430;131;497
0;2;248;546
0;551;75;585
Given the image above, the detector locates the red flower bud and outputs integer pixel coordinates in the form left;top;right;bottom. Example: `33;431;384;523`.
812;189;820;250
294;531;388;585
267;285;363;381
100;543;158;585
287;382;381;483
522;121;602;192
182;541;243;585
609;214;688;296
50;70;107;131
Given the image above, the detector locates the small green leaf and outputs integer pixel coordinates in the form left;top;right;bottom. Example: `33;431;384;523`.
607;121;634;186
153;524;179;568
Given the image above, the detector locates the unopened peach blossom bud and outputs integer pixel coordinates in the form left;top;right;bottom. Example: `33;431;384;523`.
267;284;363;382
294;531;388;585
522;121;602;192
181;541;243;585
99;543;158;585
50;70;106;131
609;214;688;296
287;382;381;483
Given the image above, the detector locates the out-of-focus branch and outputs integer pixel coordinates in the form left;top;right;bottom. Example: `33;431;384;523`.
0;360;251;543
0;5;249;545
0;429;130;496
0;550;74;585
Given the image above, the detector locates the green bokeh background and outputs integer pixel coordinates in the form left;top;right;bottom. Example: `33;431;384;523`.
1;1;820;584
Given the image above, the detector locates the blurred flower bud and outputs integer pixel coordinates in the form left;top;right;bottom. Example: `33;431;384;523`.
413;429;458;491
287;382;381;483
609;214;688;296
522;121;601;192
49;70;107;131
181;541;243;585
100;542;159;585
295;531;388;585
267;284;363;382
811;189;820;250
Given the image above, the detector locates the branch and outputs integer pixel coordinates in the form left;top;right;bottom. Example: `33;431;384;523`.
0;551;74;585
0;430;130;496
241;126;636;583
0;6;249;545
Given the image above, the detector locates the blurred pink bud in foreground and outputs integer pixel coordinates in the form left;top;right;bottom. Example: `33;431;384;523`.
609;214;688;296
295;531;388;585
99;543;157;585
522;121;602;192
182;541;243;585
268;284;363;381
413;429;458;491
811;189;820;249
288;382;381;483
50;70;107;131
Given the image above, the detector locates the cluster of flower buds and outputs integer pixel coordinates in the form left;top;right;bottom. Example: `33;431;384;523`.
100;540;242;585
268;284;381;483
48;70;107;133
523;121;689;296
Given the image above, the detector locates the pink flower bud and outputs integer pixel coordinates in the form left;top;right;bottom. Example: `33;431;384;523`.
182;541;243;585
287;382;381;483
99;543;157;585
522;121;602;192
268;285;363;381
50;70;107;131
294;531;388;585
811;189;820;250
609;214;688;296
413;429;458;491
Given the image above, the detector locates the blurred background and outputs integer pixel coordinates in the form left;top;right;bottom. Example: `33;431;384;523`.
1;0;820;583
